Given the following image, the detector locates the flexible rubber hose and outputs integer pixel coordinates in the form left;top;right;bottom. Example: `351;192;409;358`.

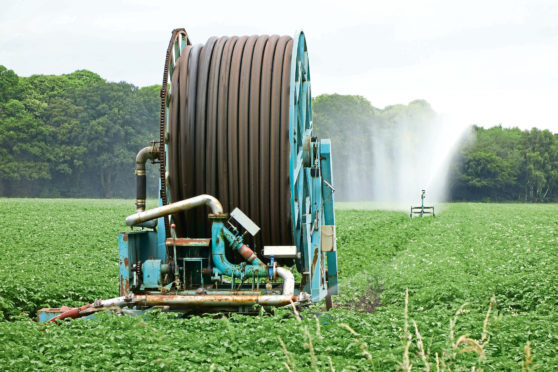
167;35;294;255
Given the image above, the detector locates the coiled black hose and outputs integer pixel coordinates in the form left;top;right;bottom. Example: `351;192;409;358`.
166;34;294;254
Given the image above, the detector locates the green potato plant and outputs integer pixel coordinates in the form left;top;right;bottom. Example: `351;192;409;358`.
1;199;557;370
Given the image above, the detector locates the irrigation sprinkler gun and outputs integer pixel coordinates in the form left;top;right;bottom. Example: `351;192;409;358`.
410;189;435;218
38;29;338;323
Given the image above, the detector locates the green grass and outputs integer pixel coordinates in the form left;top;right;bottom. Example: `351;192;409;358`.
1;199;557;370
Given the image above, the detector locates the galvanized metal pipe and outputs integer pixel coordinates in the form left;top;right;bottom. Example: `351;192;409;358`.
135;145;159;212
126;194;223;226
94;296;130;308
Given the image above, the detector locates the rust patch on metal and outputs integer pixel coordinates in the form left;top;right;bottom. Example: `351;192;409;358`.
165;238;211;247
120;276;130;296
300;274;307;291
238;244;257;263
310;248;319;279
123;233;128;242
320;252;325;284
123;257;129;268
327;270;338;281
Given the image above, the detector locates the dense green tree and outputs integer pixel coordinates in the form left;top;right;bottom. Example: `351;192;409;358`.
520;129;558;201
451;126;558;202
0;66;23;103
0;67;159;197
459;151;516;198
64;80;159;197
0;99;50;195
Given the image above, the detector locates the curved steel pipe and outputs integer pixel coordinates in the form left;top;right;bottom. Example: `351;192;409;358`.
126;194;223;226
221;225;265;266
94;296;129;308
136;145;159;171
135;145;159;212
275;267;295;296
211;223;267;278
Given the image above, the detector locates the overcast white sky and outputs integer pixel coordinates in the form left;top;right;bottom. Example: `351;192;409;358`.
1;0;557;131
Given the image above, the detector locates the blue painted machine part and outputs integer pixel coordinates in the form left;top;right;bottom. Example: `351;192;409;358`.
119;230;161;295
320;140;338;296
211;219;267;278
142;260;162;289
285;31;336;301
267;256;275;280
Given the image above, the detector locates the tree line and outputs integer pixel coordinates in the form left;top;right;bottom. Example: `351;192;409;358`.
1;66;556;202
0;66;159;198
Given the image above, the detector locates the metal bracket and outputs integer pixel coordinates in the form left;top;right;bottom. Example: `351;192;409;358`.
263;246;297;258
324;179;335;193
230;208;260;236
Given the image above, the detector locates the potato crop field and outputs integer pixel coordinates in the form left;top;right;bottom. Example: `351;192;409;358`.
1;199;557;371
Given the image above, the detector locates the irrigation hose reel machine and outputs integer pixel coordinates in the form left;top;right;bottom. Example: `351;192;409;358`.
39;29;338;322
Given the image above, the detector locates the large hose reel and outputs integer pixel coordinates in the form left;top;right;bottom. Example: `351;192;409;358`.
157;29;337;302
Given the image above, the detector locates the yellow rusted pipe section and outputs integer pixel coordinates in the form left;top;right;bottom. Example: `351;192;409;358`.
133;294;297;307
